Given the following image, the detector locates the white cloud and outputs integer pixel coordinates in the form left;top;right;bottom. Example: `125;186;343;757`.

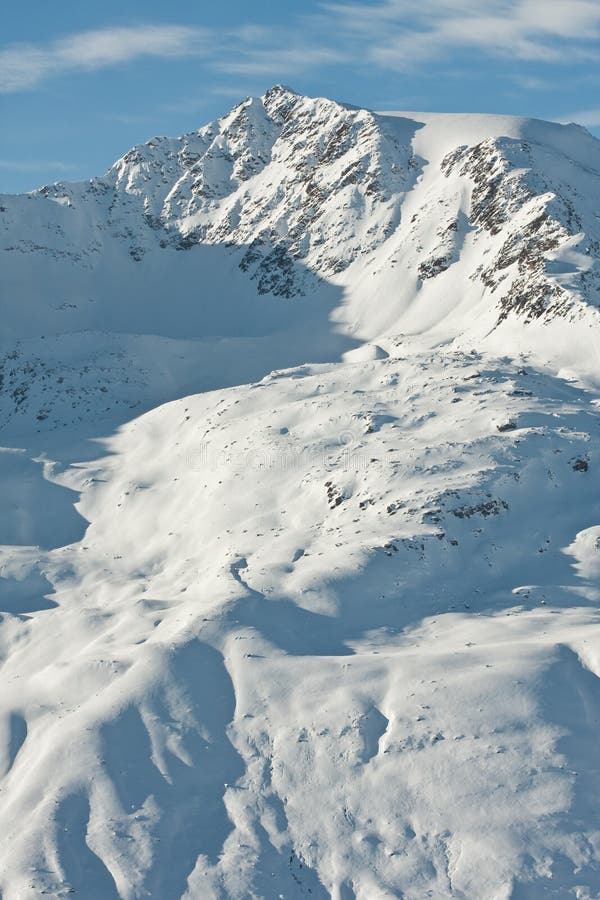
0;22;342;93
1;4;598;97
0;19;349;101
0;25;210;93
322;0;600;68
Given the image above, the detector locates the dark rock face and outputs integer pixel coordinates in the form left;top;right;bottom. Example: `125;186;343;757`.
442;135;599;323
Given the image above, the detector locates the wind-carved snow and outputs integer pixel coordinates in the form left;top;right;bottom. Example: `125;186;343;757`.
1;88;600;899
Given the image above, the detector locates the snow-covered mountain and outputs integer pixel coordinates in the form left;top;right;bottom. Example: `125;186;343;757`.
1;87;600;899
2;85;600;433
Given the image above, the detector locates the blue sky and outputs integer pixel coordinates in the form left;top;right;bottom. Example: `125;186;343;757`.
2;0;600;193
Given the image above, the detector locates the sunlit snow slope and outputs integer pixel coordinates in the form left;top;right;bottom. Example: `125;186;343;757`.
1;87;600;899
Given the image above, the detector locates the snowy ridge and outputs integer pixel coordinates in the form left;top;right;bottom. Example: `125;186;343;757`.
2;91;600;314
1;89;600;899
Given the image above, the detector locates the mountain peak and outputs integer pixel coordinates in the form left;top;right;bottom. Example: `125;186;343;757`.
263;83;298;99
1;88;600;395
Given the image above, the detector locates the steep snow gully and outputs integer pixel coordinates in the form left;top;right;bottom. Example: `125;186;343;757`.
2;87;600;898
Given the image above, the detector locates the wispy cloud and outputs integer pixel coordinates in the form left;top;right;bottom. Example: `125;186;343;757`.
0;25;210;93
216;44;347;78
207;85;256;99
323;0;600;69
99;111;167;125
1;4;599;98
0;159;78;173
511;74;555;91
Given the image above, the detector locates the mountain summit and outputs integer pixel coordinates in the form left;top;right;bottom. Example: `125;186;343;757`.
2;88;600;421
1;90;600;899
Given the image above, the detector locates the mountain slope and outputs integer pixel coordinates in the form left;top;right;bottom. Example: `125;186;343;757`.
1;89;600;899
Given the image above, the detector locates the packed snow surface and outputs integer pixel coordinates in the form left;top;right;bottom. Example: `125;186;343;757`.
1;87;600;899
